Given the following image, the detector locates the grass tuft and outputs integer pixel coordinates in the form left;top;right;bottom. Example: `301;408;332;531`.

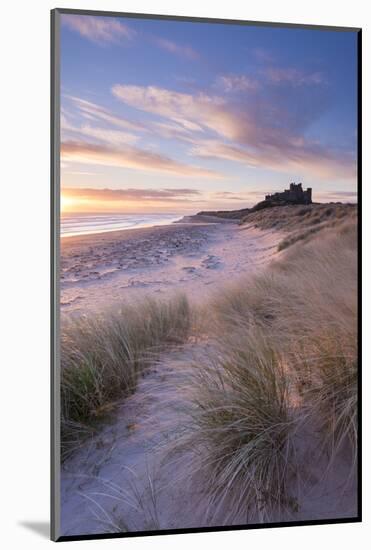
180;330;295;520
61;294;190;458
177;217;357;520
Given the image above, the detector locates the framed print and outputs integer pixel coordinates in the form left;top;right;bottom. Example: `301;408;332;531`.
51;8;361;542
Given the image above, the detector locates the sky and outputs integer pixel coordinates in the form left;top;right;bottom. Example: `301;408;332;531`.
60;13;358;213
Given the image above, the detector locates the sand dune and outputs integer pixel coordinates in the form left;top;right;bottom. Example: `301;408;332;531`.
60;213;357;536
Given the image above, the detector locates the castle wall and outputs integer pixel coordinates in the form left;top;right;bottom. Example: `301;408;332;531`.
265;183;312;204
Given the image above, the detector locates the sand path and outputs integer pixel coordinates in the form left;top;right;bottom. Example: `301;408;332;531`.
60;344;213;536
60;342;357;536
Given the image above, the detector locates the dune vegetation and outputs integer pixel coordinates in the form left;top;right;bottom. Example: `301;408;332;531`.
177;214;358;520
240;202;357;251
61;294;191;459
61;208;357;521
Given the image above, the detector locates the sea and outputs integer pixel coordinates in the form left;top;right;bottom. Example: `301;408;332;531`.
61;213;183;238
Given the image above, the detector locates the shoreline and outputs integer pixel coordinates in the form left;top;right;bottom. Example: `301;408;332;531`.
60;212;186;239
61;218;185;239
61;220;216;244
60;213;238;240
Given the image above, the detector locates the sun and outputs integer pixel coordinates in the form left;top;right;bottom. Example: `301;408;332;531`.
61;194;77;212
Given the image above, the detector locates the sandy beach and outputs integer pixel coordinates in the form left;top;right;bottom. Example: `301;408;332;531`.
61;219;281;315
60;210;357;536
60;219;285;535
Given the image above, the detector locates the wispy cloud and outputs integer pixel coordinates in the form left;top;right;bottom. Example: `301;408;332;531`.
61;141;223;179
314;190;357;202
67;96;146;133
61;113;139;146
62;13;202;67
190;139;356;180
111;84;246;140
150;120;198;142
62;186;202;202
211;191;261;201
74;125;139;146
154;37;199;60
112;83;356;180
62;14;136;44
63;170;98;176
66;95;204;142
216;74;259;92
265;67;325;86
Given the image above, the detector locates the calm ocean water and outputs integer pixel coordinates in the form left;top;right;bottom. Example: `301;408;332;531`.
61;213;183;237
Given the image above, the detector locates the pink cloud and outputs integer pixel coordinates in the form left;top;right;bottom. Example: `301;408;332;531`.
61;141;224;179
190;139;356;180
314;190;357;203
111;84;256;143
111;83;355;181
62;186;202;202
211;190;263;202
61;113;139;146
67;96;146;133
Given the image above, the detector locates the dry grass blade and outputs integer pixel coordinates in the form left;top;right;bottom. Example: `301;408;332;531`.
176;329;296;521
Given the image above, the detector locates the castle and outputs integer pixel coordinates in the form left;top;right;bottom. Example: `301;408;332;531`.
265;183;312;205
197;182;314;219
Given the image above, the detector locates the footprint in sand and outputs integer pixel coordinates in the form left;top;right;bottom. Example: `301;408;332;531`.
182;266;197;273
202;255;222;269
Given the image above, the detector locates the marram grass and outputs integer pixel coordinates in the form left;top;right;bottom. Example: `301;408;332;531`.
61;294;190;459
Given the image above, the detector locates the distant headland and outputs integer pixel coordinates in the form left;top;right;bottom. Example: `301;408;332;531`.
198;182;313;220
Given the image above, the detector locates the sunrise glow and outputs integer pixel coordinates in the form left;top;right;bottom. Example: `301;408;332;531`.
60;14;357;212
